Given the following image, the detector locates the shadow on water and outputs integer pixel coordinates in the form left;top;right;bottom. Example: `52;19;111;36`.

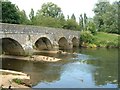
1;47;118;88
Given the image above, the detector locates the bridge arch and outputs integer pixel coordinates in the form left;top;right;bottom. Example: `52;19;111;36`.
58;37;69;50
35;37;53;50
72;37;79;47
0;38;24;55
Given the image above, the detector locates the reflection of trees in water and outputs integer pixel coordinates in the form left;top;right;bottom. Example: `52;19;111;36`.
93;66;118;86
80;48;118;86
27;62;62;84
2;59;62;85
2;58;28;72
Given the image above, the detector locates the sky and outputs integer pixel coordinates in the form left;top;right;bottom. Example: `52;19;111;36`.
9;0;117;21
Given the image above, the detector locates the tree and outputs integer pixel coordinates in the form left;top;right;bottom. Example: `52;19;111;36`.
62;14;78;30
87;20;97;35
33;15;64;28
2;1;21;24
79;14;84;31
83;13;87;29
33;2;66;28
71;13;76;21
37;2;63;19
63;19;79;30
79;13;88;31
93;1;119;34
18;10;30;24
29;8;34;21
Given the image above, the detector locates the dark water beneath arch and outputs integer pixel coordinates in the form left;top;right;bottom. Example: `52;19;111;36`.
1;48;118;88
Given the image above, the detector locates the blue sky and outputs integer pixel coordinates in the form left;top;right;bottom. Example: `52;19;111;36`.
10;0;117;21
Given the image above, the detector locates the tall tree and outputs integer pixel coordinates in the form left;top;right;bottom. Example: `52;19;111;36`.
83;13;87;28
37;2;63;19
2;1;20;24
71;13;76;21
29;8;34;21
79;14;84;31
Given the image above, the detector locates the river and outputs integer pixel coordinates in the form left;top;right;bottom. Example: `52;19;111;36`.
1;48;118;88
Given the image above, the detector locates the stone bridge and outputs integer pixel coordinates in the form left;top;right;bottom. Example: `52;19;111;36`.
0;23;80;55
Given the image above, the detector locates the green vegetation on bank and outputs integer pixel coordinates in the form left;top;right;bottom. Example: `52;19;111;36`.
80;32;119;48
13;78;22;85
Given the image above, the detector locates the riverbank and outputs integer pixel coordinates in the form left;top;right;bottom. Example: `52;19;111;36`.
80;32;119;48
0;69;31;89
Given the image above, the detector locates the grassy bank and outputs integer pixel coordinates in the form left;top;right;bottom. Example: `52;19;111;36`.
80;32;120;48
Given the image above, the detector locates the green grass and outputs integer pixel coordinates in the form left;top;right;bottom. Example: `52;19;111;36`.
93;32;119;47
94;32;119;42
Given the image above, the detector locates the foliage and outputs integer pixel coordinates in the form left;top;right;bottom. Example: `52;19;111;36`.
87;20;97;35
79;14;84;31
12;78;22;84
80;31;95;44
33;15;65;28
63;19;79;30
80;31;119;48
37;2;63;19
29;8;34;20
71;13;76;21
93;1;119;34
29;8;34;24
2;1;21;24
32;2;67;28
94;32;119;47
79;13;88;31
18;9;30;25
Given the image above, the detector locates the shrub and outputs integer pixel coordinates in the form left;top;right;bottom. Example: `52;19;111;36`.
80;31;95;45
12;78;22;84
88;44;97;48
106;42;118;48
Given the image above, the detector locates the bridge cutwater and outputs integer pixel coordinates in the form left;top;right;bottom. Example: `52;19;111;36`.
0;23;80;55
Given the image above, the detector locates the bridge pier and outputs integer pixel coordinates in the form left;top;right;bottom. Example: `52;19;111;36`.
67;42;73;49
22;41;34;56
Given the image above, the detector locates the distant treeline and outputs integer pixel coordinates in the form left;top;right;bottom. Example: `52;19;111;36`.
0;0;119;34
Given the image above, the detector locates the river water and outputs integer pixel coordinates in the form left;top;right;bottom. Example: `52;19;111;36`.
1;48;118;88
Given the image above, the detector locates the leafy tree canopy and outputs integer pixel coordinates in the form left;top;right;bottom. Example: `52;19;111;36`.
2;1;21;24
36;2;64;19
93;1;119;34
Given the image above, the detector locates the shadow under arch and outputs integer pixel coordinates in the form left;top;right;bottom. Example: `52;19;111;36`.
0;38;24;55
35;37;53;50
72;37;79;47
58;37;69;50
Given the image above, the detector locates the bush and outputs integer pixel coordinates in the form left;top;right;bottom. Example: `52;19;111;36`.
106;42;118;48
80;31;95;45
12;78;22;84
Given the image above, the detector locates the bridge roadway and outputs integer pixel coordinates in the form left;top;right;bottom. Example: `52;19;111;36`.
0;23;80;55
